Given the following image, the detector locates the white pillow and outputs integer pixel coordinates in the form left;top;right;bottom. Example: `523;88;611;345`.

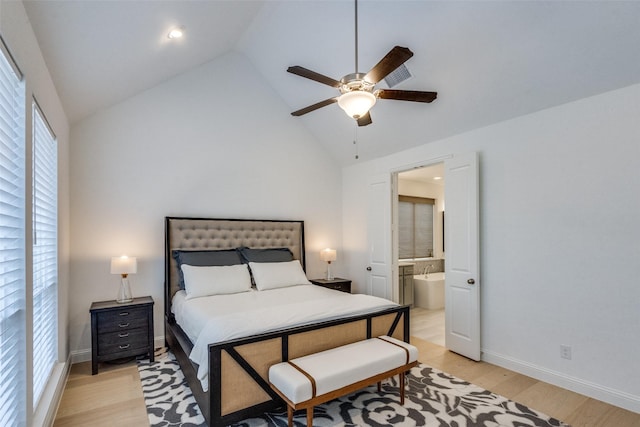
249;260;311;291
182;264;251;300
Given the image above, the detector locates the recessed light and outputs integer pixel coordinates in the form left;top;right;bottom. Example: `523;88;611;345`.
167;26;184;40
433;176;442;180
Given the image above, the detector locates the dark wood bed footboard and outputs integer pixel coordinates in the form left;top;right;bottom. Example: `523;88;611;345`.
167;305;410;427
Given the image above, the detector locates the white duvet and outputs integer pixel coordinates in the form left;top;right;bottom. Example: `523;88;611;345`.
172;284;397;391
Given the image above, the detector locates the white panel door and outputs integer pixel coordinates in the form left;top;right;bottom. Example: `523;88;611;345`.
367;174;392;299
444;152;480;360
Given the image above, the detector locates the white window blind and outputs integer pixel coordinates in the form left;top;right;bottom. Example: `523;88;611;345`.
32;103;57;408
398;196;434;259
0;37;26;427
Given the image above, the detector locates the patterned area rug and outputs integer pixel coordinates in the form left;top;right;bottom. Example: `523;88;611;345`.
137;349;570;427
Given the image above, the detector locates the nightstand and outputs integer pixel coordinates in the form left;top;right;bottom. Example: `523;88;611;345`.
90;296;154;375
310;278;352;293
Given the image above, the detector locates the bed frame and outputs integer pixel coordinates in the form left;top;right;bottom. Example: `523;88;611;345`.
164;217;410;427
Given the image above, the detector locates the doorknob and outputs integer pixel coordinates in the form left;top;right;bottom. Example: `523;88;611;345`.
366;266;372;271
467;278;475;285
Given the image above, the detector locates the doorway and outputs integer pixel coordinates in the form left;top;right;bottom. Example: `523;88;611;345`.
368;153;479;359
395;163;445;346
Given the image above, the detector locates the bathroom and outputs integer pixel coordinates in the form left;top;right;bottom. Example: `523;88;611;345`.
397;164;446;345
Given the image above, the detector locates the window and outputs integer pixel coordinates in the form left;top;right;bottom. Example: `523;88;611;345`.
32;102;57;407
398;195;434;259
0;37;26;426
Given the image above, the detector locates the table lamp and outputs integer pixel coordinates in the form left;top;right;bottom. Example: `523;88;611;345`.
111;255;137;303
320;248;337;280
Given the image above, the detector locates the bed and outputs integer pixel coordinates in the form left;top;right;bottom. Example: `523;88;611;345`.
164;217;411;427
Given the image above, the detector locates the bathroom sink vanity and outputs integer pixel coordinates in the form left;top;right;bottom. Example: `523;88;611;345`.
398;263;414;306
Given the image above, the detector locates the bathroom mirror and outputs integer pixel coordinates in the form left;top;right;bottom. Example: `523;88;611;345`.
442;211;445;252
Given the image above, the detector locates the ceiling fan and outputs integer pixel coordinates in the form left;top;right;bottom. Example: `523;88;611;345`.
287;0;437;126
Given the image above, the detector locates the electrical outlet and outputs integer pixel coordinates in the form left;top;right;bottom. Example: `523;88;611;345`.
560;345;572;360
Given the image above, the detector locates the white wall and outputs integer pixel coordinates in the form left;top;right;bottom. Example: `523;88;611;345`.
343;83;640;412
69;51;344;358
0;1;70;424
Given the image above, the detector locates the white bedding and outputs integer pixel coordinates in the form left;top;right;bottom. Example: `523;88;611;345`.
171;284;398;391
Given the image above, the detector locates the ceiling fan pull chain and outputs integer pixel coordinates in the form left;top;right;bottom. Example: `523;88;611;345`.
353;123;359;160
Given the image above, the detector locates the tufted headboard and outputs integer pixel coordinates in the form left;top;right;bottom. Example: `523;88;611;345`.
164;217;305;322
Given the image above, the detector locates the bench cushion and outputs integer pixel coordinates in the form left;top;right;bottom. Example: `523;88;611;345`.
269;336;418;404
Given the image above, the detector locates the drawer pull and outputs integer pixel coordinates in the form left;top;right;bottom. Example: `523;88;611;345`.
119;312;129;316
118;322;130;328
119;344;130;350
118;332;129;338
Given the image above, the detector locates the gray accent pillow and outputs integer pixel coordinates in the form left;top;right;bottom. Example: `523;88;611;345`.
172;249;244;289
238;247;294;263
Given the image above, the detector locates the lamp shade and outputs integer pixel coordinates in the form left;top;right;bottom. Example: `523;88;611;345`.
337;91;376;119
320;248;337;262
110;256;137;275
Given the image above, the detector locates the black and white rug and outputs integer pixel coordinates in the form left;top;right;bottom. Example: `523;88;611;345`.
138;349;570;427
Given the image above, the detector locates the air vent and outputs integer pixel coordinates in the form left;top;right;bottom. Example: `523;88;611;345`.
384;63;412;88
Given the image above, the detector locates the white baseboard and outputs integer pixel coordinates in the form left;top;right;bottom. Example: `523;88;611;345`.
482;349;640;414
70;348;91;364
71;335;166;365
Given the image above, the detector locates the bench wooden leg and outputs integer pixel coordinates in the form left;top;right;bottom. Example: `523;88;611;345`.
400;372;405;405
377;381;381;392
287;405;293;427
306;407;314;426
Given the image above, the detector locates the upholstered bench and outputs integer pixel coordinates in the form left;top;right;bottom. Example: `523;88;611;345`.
269;335;418;427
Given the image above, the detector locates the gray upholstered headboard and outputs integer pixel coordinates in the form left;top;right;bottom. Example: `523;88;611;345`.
164;217;305;321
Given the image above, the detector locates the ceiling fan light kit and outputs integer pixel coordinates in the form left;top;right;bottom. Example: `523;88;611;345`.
338;90;376;119
287;0;437;126
337;72;377;119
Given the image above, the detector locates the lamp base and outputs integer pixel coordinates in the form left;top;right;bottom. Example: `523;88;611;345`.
326;262;334;281
116;277;133;303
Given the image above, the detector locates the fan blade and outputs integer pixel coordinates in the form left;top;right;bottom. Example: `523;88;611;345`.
364;46;413;84
291;97;338;116
357;112;372;127
287;66;341;88
377;89;437;103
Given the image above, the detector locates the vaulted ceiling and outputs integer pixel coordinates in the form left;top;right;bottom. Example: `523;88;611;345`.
23;0;640;165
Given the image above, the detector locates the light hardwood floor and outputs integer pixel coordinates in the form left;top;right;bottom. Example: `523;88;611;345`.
53;360;148;427
410;306;445;346
54;339;640;427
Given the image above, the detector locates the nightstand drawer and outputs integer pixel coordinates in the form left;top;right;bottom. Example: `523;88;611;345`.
96;307;148;333
310;278;352;293
326;282;350;292
97;327;149;356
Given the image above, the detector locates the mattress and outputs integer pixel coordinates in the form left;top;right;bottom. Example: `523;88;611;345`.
172;284;398;391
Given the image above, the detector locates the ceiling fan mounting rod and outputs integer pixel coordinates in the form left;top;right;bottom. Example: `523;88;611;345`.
354;0;358;73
